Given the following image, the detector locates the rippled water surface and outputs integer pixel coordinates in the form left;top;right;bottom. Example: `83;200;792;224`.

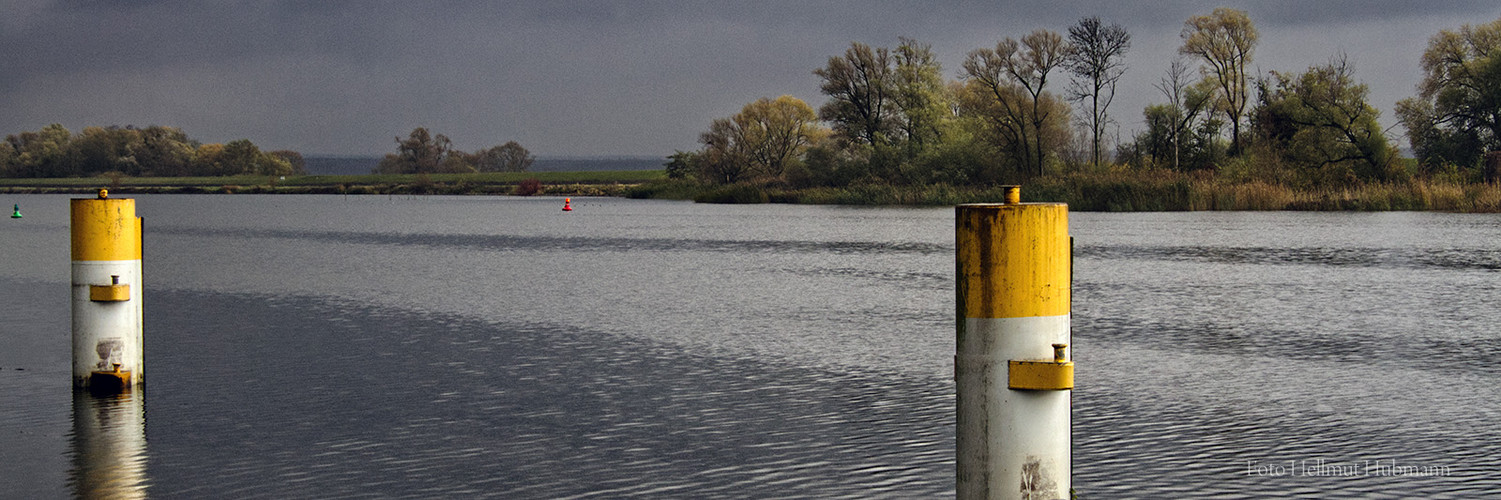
2;195;1498;498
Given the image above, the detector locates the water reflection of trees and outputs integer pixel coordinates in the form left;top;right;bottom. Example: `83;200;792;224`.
1080;244;1501;271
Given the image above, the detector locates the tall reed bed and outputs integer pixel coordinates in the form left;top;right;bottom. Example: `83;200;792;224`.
619;172;1501;212
1027;171;1501;212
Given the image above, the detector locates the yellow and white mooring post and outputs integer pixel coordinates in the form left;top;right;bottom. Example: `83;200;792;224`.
71;189;144;391
956;186;1072;500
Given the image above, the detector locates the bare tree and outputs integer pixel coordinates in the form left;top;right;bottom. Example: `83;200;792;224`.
376;127;455;174
963;30;1071;176
1153;58;1216;170
1066;16;1131;167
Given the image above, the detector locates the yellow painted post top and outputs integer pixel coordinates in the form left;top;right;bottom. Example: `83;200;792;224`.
71;195;141;261
956;199;1070;319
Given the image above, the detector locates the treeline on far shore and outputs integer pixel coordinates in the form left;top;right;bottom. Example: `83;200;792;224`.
0;170;663;197
0;124;538;179
1;124;303;177
632;10;1501;212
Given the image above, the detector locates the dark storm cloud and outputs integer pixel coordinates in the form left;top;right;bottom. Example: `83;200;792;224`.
1237;0;1493;26
2;1;1499;156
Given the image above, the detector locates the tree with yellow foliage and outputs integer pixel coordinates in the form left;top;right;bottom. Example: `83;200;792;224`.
696;95;829;183
1179;7;1258;155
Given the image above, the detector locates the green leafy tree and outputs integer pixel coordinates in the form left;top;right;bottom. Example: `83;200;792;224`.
739;95;828;178
0;141;14;177
135;126;198;176
399;127;451;173
1121;101;1224;172
663;150;700;179
186;141;287;176
403;128;451;173
375;127;472;174
957;79;1073;182
697;117;750;184
1252;56;1395;182
0;124;285;177
473;141;534;172
72;126;145;176
191;143;227;175
1066;16;1132;167
269;150;307;175
892;37;953;157
1396;17;1501;171
1122;104;1177;167
203;139;294;176
812;38;960;185
4;124;72;177
796;137;872;187
69;125;214;177
256;155;296;176
221;139;265;175
1180;7;1258;155
815;42;897;146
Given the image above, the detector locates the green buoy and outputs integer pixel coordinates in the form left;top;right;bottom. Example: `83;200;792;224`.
9;204;20;219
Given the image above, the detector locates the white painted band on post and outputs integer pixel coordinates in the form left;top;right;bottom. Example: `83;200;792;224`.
72;259;144;386
956;315;1071;500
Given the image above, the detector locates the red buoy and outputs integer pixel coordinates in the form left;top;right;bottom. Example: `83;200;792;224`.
562;198;573;211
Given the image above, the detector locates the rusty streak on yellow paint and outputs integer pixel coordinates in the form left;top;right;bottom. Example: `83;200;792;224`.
71;198;141;261
956;202;1070;319
89;368;133;391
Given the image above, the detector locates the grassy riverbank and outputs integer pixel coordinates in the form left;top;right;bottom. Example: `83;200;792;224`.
627;169;1501;212
5;168;1499;211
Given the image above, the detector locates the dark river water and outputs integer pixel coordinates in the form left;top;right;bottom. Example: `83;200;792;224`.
2;194;1498;498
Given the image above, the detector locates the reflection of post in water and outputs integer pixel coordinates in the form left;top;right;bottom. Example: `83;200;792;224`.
70;389;148;499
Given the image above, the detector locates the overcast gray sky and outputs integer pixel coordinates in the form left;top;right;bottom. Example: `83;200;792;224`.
3;1;1498;157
